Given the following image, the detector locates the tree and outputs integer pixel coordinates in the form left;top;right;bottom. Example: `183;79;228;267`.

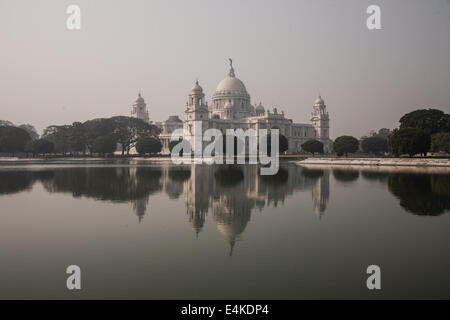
376;128;392;139
18;124;39;140
431;132;450;154
266;133;289;155
361;136;388;155
82;118;114;155
334;136;359;156
67;122;87;154
26;139;54;157
0;126;31;156
110;116;161;155
136;137;162;155
301;139;324;156
42;125;72;155
388;128;431;157
93;135;117;156
399;109;450;135
36;139;54;155
0;120;14;127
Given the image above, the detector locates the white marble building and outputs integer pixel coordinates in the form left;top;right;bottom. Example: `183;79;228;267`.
158;60;332;154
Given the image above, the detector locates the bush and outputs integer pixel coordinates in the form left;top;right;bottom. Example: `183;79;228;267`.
301;139;324;156
93;135;117;156
334;136;359;156
431;132;450;154
361;136;388;155
136;137;162;155
388;128;430;157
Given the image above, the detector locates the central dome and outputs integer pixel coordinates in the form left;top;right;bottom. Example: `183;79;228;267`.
216;76;247;93
211;60;252;120
214;61;248;94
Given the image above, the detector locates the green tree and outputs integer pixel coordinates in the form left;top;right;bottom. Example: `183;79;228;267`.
361;136;388;155
136;137;162;155
431;132;450;154
82;118;114;155
26;139;54;156
376;128;392;139
0;126;31;156
110;116;161;155
266;133;289;155
301;139;324;156
399;109;450;135
67;122;87;154
18;124;39;140
388;128;431;157
36;139;54;155
93;135;117;156
42;125;72;155
0;120;15;127
334;136;359;156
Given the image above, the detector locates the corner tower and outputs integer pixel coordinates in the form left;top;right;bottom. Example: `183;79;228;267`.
185;80;209;121
310;96;330;139
131;93;150;123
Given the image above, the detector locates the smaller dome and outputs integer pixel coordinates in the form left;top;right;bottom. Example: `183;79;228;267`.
190;80;203;93
314;96;324;105
136;93;145;103
255;102;265;112
167;115;182;122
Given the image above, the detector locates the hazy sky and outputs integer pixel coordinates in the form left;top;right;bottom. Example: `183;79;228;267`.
1;0;449;138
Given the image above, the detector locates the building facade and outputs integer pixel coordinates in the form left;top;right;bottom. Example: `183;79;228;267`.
159;60;332;154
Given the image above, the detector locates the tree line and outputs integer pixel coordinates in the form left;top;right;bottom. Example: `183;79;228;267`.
0;116;161;157
2;108;449;158
300;108;449;157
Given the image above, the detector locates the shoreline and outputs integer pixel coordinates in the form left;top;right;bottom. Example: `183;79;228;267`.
0;155;306;166
297;157;450;167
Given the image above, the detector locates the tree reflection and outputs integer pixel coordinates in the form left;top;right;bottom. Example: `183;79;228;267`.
41;167;162;202
361;171;390;182
0;170;54;195
260;167;289;186
168;167;191;182
214;166;244;188
163;167;191;199
0;171;34;195
332;169;360;184
388;174;450;216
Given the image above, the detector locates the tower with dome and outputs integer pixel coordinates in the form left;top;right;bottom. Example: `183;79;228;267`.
158;59;333;154
131;93;150;123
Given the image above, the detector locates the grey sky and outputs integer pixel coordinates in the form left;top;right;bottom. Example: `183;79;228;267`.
1;0;449;138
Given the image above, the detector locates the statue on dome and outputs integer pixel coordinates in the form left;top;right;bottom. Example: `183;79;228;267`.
229;58;233;68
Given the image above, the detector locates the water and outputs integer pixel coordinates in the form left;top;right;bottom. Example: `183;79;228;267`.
0;161;449;299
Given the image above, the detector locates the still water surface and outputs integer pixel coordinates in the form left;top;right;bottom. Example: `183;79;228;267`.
0;161;449;299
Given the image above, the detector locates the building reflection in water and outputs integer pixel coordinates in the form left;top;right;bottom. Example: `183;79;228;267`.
0;164;331;254
3;164;448;255
173;164;330;255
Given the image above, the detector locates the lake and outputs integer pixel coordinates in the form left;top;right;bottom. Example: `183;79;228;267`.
0;160;449;299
